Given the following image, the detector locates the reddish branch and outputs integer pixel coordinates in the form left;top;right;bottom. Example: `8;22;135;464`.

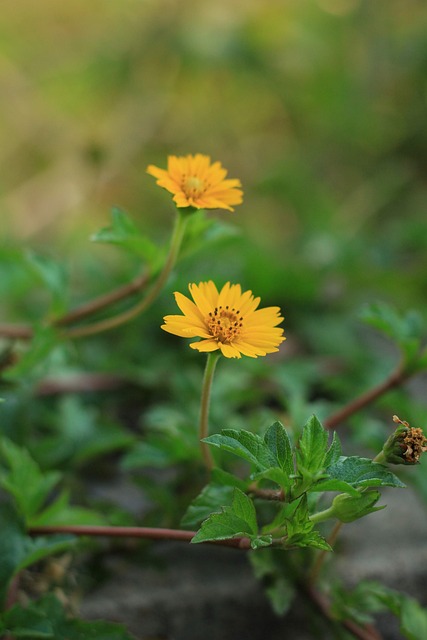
28;524;383;639
324;364;406;430
0;271;150;340
29;524;252;550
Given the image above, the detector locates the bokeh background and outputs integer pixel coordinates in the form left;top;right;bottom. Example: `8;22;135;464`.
2;0;427;459
2;0;427;298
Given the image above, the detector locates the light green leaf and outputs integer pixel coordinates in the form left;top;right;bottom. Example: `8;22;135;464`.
91;207;160;267
263;421;294;476
181;484;234;529
203;429;275;470
332;491;384;523
296;415;329;475
191;488;257;544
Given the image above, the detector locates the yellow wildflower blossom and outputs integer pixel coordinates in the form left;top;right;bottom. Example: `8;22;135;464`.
147;154;243;211
162;281;285;358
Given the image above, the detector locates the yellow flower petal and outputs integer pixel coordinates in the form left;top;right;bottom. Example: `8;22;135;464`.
161;280;285;360
147;154;243;211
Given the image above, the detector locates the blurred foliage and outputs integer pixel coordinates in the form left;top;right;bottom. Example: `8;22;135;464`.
1;1;427;638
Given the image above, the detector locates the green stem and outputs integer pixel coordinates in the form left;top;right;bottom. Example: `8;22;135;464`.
309;505;337;525
372;450;386;464
65;209;191;339
199;352;221;472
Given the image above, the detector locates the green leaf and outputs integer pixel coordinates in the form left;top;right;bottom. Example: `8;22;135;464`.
0;503;75;608
249;549;296;616
3;326;59;381
25;251;68;315
191;488;258;545
0;438;61;521
324;431;342;468
263;421;294;476
30;491;106;527
327;456;406;489
296;415;329;475
91;207;160;267
210;467;249;491
285;495;331;551
203;429;275;470
309;478;360;496
400;596;427;640
181;484;234;528
2;594;136;640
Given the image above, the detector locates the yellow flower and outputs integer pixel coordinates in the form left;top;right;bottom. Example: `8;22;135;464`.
146;154;243;211
162;281;285;358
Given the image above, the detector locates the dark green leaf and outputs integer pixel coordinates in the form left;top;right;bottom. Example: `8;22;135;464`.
181;484;234;528
0;438;61;521
3;595;136;640
327;456;406;489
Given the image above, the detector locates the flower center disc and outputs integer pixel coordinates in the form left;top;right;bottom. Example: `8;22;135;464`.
184;176;205;198
207;306;243;344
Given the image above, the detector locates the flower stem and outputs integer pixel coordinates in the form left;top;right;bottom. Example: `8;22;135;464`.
199;352;221;472
65;209;191;339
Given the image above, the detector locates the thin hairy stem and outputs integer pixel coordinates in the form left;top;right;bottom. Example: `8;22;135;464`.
199;352;220;472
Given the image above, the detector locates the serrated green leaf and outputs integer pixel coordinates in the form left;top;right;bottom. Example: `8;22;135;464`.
91;207;160;267
324;431;342;468
231;488;257;534
181;484;234;528
191;488;258;544
191;511;253;544
0;438;61;521
327;456;406;488
203;429;275;469
263;421;294;476
296;415;329;475
284;495;331;551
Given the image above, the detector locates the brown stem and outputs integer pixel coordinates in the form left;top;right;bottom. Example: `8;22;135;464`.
0;272;150;341
29;524;252;550
324;364;406;431
53;271;150;328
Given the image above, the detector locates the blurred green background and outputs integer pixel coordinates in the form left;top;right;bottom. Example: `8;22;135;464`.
2;0;427;295
1;0;427;454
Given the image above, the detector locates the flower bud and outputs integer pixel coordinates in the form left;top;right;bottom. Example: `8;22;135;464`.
381;416;427;465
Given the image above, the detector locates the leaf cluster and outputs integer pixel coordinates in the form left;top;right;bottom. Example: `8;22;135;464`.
184;416;404;550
